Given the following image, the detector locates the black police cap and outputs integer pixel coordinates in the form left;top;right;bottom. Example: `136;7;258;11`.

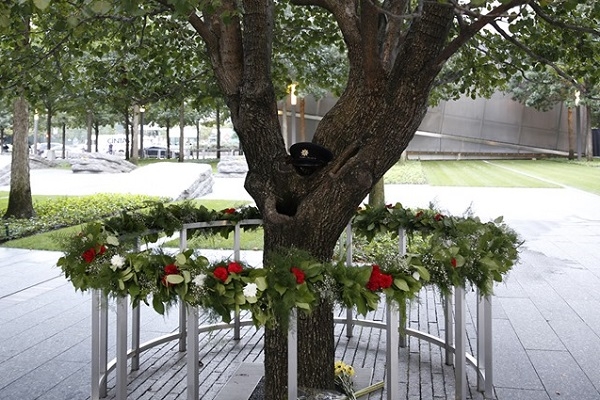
289;142;333;167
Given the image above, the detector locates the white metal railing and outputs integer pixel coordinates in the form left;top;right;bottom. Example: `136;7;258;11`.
90;219;493;400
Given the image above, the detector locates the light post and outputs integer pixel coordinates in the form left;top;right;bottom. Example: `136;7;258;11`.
139;106;145;158
290;83;297;145
33;111;39;156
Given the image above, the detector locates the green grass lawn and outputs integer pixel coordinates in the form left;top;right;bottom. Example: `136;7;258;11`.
420;160;561;187
3;158;600;252
489;159;600;195
1;199;251;251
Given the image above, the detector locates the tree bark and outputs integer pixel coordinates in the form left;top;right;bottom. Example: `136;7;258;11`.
567;107;575;160
188;1;456;398
585;104;593;161
4;96;34;219
368;178;386;208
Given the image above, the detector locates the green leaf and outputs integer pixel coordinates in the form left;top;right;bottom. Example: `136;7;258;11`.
235;292;246;305
106;235;119;246
414;265;430;281
176;252;187;265
254;276;267;291
274;283;287;295
33;0;51;10
152;296;165;315
90;0;112;14
166;274;184;285
394;278;410;292
296;302;311;310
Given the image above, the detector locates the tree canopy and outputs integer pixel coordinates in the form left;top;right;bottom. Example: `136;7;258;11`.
2;1;600;398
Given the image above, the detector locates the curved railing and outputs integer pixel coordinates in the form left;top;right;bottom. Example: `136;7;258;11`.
90;219;493;400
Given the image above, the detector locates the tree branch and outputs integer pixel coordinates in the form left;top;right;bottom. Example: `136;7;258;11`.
436;0;530;66
530;2;600;37
489;21;585;93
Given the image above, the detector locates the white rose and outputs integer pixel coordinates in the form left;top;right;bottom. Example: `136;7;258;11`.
412;271;420;281
193;273;207;287
110;255;125;271
243;283;258;298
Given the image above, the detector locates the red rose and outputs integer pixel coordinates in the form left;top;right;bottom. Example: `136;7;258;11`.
227;261;243;274
451;258;457;268
82;248;96;263
367;264;393;291
415;211;424;218
222;208;236;214
213;266;229;282
435;213;444;221
97;245;107;255
379;273;393;289
366;279;379;291
164;264;179;275
290;267;305;284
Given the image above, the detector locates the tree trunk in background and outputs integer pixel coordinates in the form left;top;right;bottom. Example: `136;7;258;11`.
86;111;93;153
4;96;34;219
585;105;593;161
179;100;185;162
368;178;386;208
567;107;575;160
124;110;130;160
61;123;66;159
94;121;100;153
216;104;221;159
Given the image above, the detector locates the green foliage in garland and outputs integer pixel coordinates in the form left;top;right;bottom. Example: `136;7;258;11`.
55;201;521;325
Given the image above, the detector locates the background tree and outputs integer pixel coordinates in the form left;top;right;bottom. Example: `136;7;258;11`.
5;1;600;398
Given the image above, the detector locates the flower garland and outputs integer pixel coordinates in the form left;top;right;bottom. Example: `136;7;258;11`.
56;202;521;326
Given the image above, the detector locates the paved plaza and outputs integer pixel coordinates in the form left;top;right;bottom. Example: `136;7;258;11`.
0;160;599;399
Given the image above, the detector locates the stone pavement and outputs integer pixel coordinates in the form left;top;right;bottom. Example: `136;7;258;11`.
0;161;599;399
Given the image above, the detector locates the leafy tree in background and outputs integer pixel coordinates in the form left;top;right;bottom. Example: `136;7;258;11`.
3;1;600;398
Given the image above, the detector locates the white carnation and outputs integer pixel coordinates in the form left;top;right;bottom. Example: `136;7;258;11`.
243;283;258;298
193;273;207;287
110;255;125;271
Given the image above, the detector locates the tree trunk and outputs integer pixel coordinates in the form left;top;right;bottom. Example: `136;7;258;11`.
86;111;93;153
4;96;34;219
94;121;100;153
368;178;386;208
124;110;130;160
61;123;66;159
179;100;185;163
585;105;593;161
190;1;455;398
567;107;575;160
166;121;171;159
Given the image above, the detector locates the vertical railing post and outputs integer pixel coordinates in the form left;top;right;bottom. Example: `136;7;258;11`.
477;291;485;392
131;305;140;371
398;229;407;348
386;299;399;400
444;292;454;366
482;294;493;397
288;309;298;400
116;296;128;399
99;294;108;397
187;305;199;400
91;290;100;400
454;287;466;400
179;227;188;351
233;222;241;340
345;223;354;338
